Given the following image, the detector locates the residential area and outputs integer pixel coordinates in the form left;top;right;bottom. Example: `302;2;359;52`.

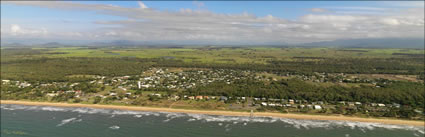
2;67;423;120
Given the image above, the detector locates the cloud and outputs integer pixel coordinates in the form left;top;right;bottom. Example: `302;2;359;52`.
383;1;424;8
7;24;48;36
328;7;388;11
138;1;148;9
1;1;424;45
193;1;205;9
310;8;328;13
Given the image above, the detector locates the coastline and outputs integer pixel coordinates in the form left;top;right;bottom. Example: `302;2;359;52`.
1;100;424;127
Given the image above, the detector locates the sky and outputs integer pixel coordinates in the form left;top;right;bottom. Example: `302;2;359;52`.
1;1;424;45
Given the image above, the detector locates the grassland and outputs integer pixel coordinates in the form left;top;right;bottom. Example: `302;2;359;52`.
3;46;423;64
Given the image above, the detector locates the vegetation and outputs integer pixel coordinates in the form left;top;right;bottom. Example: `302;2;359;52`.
1;46;424;120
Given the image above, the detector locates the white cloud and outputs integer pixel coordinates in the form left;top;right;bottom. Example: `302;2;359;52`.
7;24;48;36
1;1;424;44
381;18;400;25
138;1;148;9
10;24;22;35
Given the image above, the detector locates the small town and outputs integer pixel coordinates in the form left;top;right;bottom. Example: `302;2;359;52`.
2;67;423;120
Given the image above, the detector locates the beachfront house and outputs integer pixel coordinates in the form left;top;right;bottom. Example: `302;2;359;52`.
314;105;322;110
289;99;294;104
196;96;203;100
220;96;228;101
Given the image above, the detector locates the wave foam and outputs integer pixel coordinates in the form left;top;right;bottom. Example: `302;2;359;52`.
109;125;120;130
57;117;82;127
2;104;424;134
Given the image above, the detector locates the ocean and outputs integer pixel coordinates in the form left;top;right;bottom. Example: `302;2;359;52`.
1;104;424;137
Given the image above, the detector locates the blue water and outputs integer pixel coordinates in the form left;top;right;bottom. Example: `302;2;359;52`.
1;104;424;137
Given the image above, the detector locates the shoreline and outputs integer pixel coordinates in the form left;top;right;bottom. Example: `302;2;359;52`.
1;100;424;127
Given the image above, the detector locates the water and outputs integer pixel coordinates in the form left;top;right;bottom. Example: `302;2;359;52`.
1;104;424;137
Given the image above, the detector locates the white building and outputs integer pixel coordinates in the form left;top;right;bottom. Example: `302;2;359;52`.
138;81;141;89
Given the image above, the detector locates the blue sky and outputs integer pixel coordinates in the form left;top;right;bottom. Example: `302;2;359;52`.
1;1;424;45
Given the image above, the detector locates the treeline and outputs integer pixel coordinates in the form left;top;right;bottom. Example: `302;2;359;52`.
154;57;424;75
2;56;423;82
184;79;425;108
1;57;156;82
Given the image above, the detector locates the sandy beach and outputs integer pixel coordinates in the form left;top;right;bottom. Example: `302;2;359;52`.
2;100;424;127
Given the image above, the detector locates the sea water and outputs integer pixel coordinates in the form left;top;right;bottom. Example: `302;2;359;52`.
1;104;424;137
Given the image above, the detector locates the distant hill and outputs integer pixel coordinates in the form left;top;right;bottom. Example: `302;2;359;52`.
299;38;424;49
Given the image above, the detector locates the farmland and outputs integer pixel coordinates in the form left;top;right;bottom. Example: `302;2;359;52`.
3;46;424;63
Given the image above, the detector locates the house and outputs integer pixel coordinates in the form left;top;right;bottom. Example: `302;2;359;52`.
153;94;162;97
188;96;195;100
371;103;377;107
241;97;246;100
109;93;117;96
172;95;180;101
141;84;150;88
392;103;401;108
307;105;313;109
203;96;209;100
355;102;362;105
220;96;228;101
2;80;10;83
138;81;141;89
314;105;322;110
378;103;386;107
125;93;132;97
261;102;267;106
46;93;58;97
75;90;82;94
196;96;203;100
289;99;294;104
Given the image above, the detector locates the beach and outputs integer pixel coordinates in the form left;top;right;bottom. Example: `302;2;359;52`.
2;100;424;127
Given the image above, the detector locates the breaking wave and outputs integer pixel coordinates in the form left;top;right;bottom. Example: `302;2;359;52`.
109;125;120;130
57;117;82;127
2;104;424;134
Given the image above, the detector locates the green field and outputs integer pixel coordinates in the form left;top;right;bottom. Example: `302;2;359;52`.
2;46;424;64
